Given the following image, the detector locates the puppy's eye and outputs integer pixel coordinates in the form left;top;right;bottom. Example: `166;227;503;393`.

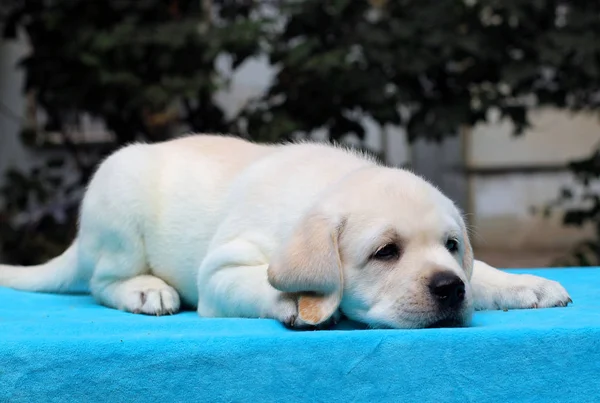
445;238;459;253
372;243;400;261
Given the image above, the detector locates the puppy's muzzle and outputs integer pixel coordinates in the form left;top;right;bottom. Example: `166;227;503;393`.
429;271;465;309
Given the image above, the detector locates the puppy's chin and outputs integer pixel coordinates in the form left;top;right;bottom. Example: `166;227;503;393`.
422;305;473;328
354;308;473;330
367;316;470;330
342;299;474;329
425;317;467;328
424;306;473;328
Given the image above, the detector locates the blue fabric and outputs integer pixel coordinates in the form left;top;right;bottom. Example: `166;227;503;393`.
1;268;599;402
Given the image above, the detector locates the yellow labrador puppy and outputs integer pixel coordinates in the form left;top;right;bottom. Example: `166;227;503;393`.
0;135;571;328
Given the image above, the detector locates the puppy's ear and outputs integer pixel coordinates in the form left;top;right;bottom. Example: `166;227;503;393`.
268;213;345;326
461;219;474;280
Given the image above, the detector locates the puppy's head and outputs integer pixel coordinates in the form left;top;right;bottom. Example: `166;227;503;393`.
268;166;474;329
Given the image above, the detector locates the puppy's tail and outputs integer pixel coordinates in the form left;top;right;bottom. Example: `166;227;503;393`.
0;241;85;293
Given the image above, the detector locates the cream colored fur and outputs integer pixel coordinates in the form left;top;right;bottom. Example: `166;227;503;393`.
0;135;571;328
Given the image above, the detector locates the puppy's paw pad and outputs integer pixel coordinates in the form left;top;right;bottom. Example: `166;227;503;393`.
127;286;181;316
275;295;302;328
276;295;340;330
282;313;299;328
283;312;317;330
274;295;314;330
282;312;319;330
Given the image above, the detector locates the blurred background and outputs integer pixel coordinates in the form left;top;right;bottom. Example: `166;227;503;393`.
0;0;598;268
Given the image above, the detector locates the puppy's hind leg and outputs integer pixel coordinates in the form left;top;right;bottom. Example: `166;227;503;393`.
85;229;180;316
93;273;181;316
81;143;181;316
80;207;180;315
90;240;180;316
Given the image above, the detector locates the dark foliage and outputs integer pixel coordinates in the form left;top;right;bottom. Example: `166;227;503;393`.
0;0;267;263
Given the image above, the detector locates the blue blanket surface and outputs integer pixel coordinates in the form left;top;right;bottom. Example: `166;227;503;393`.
1;268;599;402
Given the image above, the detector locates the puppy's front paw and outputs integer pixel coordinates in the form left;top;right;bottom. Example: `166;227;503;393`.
124;285;181;316
276;294;341;330
275;294;308;329
475;274;572;311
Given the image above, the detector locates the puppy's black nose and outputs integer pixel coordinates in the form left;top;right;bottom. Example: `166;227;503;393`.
429;272;465;308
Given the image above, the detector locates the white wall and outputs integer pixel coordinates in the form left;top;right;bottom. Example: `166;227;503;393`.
470;108;599;166
467;108;600;250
